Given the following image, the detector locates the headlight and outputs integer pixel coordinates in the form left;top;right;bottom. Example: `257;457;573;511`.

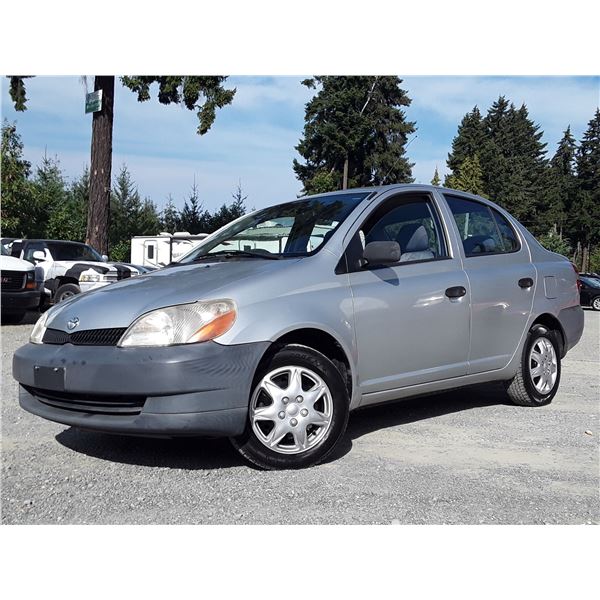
30;311;50;344
79;272;103;283
117;300;236;347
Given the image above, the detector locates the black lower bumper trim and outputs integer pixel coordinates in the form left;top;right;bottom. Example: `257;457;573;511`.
19;387;248;437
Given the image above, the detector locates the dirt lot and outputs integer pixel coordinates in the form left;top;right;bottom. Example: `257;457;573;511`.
1;310;598;524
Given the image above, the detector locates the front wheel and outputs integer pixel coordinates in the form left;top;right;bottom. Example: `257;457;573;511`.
231;344;350;470
504;324;561;406
54;283;81;304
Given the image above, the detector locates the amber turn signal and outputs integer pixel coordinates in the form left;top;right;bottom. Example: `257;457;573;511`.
188;310;236;343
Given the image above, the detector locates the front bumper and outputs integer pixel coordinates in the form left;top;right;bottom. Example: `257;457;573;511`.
1;289;41;312
13;339;270;437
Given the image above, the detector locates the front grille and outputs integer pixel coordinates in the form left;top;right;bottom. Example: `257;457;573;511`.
24;385;146;415
1;270;26;290
42;327;127;346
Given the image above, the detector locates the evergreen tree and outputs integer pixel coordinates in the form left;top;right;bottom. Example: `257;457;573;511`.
446;106;486;176
457;97;548;230
542;126;578;237
109;165;161;252
303;170;337;195
431;166;441;186
293;76;415;193
137;197;161;236
160;195;180;233
446;154;486;196
202;182;247;233
179;181;205;233
571;109;600;271
30;153;68;238
47;168;89;242
110;165;141;248
230;180;248;218
0;120;32;237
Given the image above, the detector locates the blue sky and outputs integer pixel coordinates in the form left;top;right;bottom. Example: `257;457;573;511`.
1;76;599;213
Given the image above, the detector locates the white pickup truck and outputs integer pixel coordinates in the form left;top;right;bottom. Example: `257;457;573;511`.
1;244;43;323
7;239;140;305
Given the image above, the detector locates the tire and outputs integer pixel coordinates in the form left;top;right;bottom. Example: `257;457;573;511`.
1;311;26;325
231;344;350;470
591;296;600;311
504;324;561;407
54;283;81;304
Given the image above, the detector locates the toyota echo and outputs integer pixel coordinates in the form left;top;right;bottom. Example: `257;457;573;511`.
13;185;584;469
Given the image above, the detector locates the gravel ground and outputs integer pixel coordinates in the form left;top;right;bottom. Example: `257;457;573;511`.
2;310;598;524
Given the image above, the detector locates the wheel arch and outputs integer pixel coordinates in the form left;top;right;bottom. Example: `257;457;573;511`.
531;313;566;357
255;327;354;402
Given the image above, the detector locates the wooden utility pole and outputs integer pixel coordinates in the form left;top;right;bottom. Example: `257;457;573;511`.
86;75;115;255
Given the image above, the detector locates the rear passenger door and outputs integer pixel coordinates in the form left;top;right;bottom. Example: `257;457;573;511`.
444;194;536;373
343;191;471;400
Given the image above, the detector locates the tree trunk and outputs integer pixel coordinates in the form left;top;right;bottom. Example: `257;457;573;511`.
342;156;349;190
86;76;115;255
582;244;589;273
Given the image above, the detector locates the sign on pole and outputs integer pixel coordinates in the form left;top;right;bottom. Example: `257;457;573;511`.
85;90;103;114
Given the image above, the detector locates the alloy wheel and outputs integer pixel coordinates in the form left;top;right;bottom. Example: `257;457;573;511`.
250;365;333;455
529;337;558;394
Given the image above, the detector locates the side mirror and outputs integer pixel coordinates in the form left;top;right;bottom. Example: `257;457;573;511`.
362;241;401;266
32;250;46;262
101;254;109;262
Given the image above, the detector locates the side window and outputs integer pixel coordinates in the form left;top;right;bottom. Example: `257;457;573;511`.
445;195;518;256
343;194;448;271
23;242;47;264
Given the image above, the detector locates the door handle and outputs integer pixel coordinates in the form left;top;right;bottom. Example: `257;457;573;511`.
445;286;467;298
518;277;534;289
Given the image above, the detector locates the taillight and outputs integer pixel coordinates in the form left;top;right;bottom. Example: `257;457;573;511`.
571;263;581;292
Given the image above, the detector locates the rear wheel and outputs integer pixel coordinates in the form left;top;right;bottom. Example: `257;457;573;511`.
591;296;600;311
54;283;81;304
231;344;350;470
504;324;561;407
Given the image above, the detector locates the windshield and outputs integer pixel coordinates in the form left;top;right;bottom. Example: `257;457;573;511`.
179;192;369;263
581;276;600;288
1;244;9;256
47;242;103;262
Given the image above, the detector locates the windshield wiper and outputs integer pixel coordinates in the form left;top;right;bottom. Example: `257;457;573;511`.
191;250;282;262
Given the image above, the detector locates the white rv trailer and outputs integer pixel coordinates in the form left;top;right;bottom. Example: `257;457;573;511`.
130;232;209;268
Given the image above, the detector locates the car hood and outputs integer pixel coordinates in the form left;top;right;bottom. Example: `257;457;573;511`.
45;259;294;332
1;255;34;271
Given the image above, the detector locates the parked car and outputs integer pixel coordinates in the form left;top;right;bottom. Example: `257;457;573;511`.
8;239;140;303
13;185;584;469
578;274;600;311
1;244;43;323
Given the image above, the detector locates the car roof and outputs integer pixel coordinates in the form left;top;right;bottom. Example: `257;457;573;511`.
18;239;90;245
303;183;502;212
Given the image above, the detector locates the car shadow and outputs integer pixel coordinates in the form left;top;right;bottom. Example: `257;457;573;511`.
55;383;511;470
323;382;511;463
